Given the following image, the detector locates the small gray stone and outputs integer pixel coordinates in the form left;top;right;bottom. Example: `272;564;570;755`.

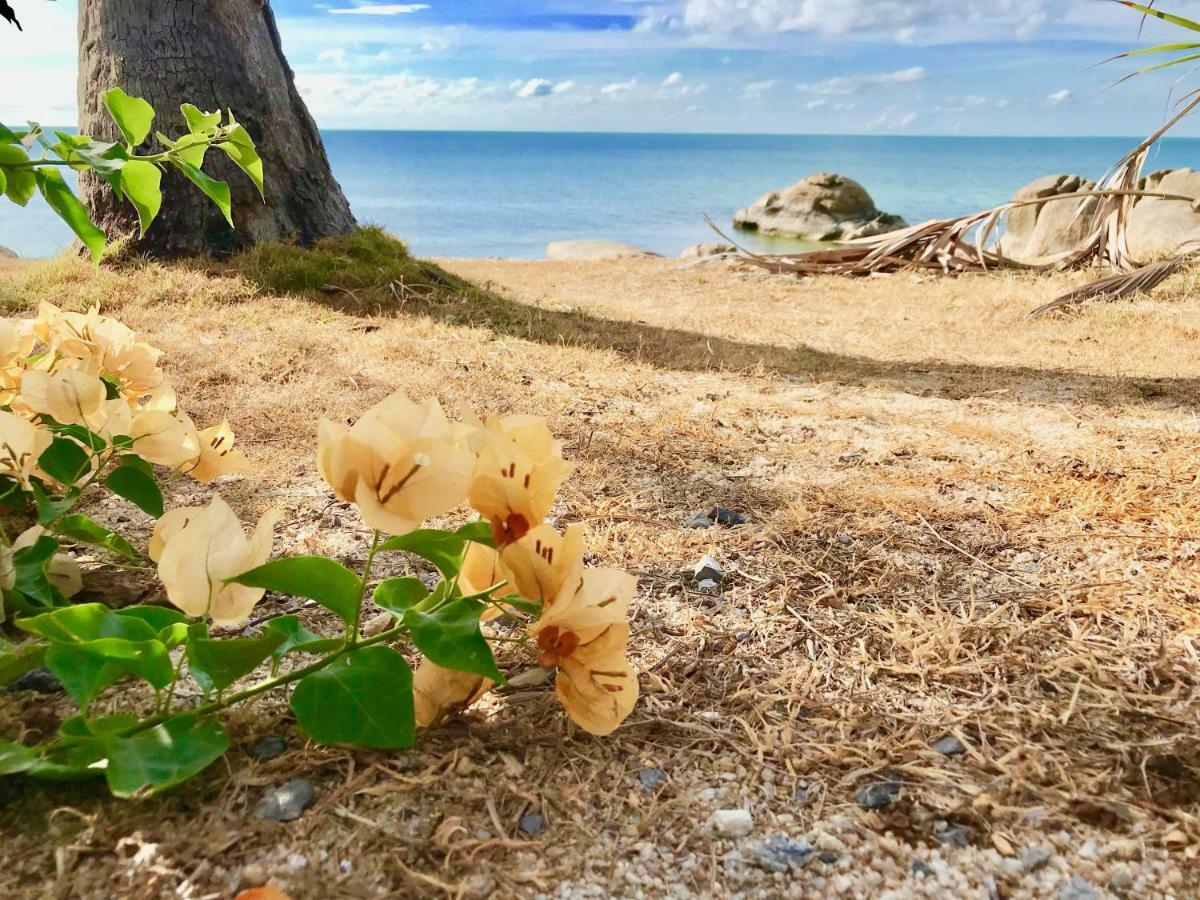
708;507;747;527
755;835;812;873
932;735;967;757
7;668;63;695
855;777;901;811
638;768;667;791
258;779;315;822
249;736;287;762
836;532;854;546
1059;875;1102;900
694;555;725;584
934;822;971;848
518;813;545;837
911;860;934;877
1020;845;1054;872
792;784;809;805
686;514;714;529
1108;868;1134;895
711;808;754;838
817;851;839;865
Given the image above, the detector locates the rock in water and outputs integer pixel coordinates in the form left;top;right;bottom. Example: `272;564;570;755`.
733;173;907;241
999;174;1098;262
546;240;662;261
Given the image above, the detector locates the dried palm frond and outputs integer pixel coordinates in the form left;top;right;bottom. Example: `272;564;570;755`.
1027;248;1199;318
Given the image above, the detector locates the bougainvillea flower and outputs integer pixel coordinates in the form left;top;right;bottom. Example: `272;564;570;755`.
184;420;251;483
10;526;82;599
317;391;475;536
34;303;164;399
412;659;493;728
19;368;106;428
529;566;638;735
151;494;279;627
468;415;573;546
0;410;51;488
500;523;585;607
129;410;202;469
0;318;34;406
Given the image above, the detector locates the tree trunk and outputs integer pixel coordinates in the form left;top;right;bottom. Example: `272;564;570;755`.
77;0;356;257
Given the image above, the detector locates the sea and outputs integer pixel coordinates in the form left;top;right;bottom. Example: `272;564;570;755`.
3;131;1200;260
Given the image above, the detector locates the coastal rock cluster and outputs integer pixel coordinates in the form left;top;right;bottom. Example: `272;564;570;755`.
732;172;908;242
1001;168;1200;262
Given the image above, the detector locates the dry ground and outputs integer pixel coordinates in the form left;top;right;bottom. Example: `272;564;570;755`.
0;250;1199;898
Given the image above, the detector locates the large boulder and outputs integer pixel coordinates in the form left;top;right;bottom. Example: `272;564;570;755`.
0;246;16;259
546;240;661;261
999;174;1098;262
1125;168;1200;260
732;173;906;241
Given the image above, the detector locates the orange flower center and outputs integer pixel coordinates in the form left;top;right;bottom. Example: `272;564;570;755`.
536;626;580;668
490;512;530;547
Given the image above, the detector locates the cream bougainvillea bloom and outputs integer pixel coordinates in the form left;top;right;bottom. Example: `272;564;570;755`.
0;319;34;405
500;523;585;605
0;410;52;488
11;526;82;599
129;410;202;469
412;659;493;728
34;302;164;400
530;565;639;736
469;415;573;546
317;391;475;535
19;368;106;428
151;494;279;627
184;420;251;483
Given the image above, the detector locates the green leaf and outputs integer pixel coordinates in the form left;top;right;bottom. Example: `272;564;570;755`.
18;602;157;644
51;132;127;176
102;88;156;148
103;716;229;798
104;463;164;517
11;534;66;609
45;644;127;706
0;740;37;775
55;514;138;561
116;606;188;633
119;159;163;236
36;169;106;263
0;642;47;687
219;124;264;198
0;144;36;205
404;596;505;684
262;615;342;661
377;522;495;580
43;420;106;452
25;737;106;782
31;480;81;526
372;577;428;615
60;714;139;739
38;437;92;485
185;623;287;693
180;103;222;135
291;646;415;749
173;159;232;227
231;557;361;627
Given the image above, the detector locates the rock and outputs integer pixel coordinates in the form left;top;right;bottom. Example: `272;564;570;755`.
1020;845;1054;872
708;507;747;527
792;784;809;805
0;246;16;260
546;240;661;261
1059;875;1102;900
257;779;315;822
680;242;736;259
249;736;287;762
854;777;901;811
755;835;812;872
518;812;546;837
1126;168;1200;260
637;768;667;791
7;668;63;695
693;555;725;585
711;808;754;838
733;172;907;241
934;822;971;848
1000;174;1098;262
817;851;839;865
1108;867;1134;895
932;735;967;757
685;513;714;529
911;860;934;877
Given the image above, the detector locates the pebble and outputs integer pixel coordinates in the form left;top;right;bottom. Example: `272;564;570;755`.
911;860;934;877
519;813;546;837
817;851;840;865
932;735;967;756
755;835;812;873
1109;868;1134;894
638;768;667;791
708;507;747;526
685;514;713;529
7;668;63;695
855;778;901;811
1021;845;1055;872
711;808;754;838
257;779;315;822
836;533;854;546
1059;875;1102;900
935;823;971;848
693;555;725;585
792;784;809;805
249;736;287;762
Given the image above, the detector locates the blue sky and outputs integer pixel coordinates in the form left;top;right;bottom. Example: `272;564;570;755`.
5;0;1200;135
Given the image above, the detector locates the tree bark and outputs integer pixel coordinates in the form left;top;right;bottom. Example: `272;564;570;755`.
77;0;356;257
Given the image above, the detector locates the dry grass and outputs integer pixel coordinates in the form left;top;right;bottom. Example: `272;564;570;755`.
0;237;1199;898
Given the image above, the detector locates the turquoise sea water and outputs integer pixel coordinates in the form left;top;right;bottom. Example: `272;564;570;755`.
3;131;1200;259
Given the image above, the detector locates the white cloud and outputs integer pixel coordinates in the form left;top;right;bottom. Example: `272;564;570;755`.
798;66;926;95
1048;88;1073;105
515;78;554;98
552;80;576;94
663;71;684;86
330;3;430;15
866;106;919;130
743;80;777;98
601;79;638;95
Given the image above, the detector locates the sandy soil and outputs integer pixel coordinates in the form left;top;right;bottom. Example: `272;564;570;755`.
0;255;1198;899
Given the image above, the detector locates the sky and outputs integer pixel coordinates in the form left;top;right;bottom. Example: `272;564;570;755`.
5;0;1200;136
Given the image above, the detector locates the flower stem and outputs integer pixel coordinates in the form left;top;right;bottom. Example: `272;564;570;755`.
349;531;382;645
